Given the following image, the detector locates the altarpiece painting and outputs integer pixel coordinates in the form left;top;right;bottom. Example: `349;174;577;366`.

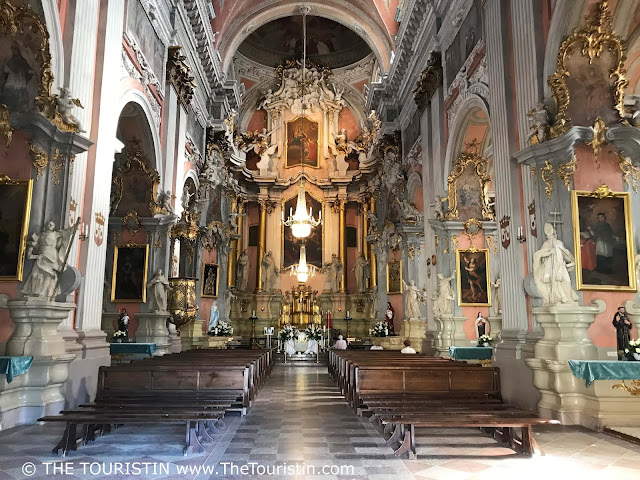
202;263;219;298
0;178;32;280
456;248;490;306
112;244;149;302
285;117;319;168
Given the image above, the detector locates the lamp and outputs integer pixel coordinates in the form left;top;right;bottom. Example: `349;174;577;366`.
282;178;321;239
290;244;318;283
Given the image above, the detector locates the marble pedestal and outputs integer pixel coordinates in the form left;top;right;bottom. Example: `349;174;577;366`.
433;315;467;357
136;312;171;356
180;319;207;351
400;318;427;352
488;316;503;339
206;336;230;349
101;312;120;340
524;300;635;428
0;300;76;429
168;323;182;353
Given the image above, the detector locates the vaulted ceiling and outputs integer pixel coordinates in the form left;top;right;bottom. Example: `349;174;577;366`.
209;0;400;74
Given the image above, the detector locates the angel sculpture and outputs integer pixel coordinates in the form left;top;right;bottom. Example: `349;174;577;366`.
398;198;424;224
366;210;379;234
402;279;427;320
228;210;246;233
431;195;446;219
56;87;85;132
181;184;194;212
246;128;278;173
157;189;174;214
526;102;549;145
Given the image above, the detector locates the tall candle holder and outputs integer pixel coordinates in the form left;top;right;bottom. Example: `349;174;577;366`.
345;310;352;338
250;311;258;347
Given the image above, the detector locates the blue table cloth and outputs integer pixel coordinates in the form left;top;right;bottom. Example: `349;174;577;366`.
110;343;157;357
449;346;493;361
0;356;34;383
568;360;640;387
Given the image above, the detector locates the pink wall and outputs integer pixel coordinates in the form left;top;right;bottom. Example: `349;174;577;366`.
572;144;637;347
247;110;267;133
456;232;490;340
339;107;360;140
246;203;259;293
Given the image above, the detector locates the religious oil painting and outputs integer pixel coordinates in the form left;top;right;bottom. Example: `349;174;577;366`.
285;117;319;168
111;162;155;217
386;260;402;295
0;35;43;114
455;168;485;221
112;244;149;302
202;263;219;298
283;192;322;269
0;179;33;281
571;190;635;291
456;249;490;306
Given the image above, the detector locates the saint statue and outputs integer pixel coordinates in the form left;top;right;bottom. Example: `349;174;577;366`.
323;254;343;293
532;223;578;306
402;279;427;320
369;286;379;320
490;276;502;315
236;249;249;292
352;253;370;294
117;308;130;336
208;300;219;331
261;251;279;291
613;306;632;358
21;221;76;299
433;273;456;317
146;269;169;312
56;87;85;132
526;102;549;145
475;312;490;338
225;288;236;319
385;302;395;334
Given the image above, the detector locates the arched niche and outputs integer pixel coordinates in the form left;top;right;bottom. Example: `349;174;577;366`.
41;0;64;91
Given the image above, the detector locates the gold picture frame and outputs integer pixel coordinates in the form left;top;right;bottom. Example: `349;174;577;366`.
386;260;402;294
571;186;636;291
201;263;219;298
111;244;149;302
444;150;494;221
284;116;321;168
0;176;33;281
456;248;491;306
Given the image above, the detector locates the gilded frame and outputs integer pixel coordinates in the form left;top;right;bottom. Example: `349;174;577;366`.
571;186;636;292
456;248;491;306
110;145;162;216
201;262;220;298
111;244;149;302
284;115;321;169
547;1;628;138
281;188;324;270
444;151;494;221
386;260;402;294
0;176;33;281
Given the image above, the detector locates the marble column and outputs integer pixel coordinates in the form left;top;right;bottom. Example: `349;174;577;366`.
339;201;346;292
368;197;377;287
227;198;238;287
256;200;267;292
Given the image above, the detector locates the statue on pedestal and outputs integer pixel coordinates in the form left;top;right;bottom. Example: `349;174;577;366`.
490;276;502;315
352;253;370;293
261;251;279;291
532;223;578;306
475;312;490;338
21;221;76;299
402;279;427;320
146;269;169;312
56;87;85;132
225;288;236;319
323;254;343;293
613;305;632;358
208;301;219;331
433;273;455;316
117;308;130;337
236;249;249;292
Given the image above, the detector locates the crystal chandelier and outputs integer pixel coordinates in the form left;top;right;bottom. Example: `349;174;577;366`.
290;244;318;283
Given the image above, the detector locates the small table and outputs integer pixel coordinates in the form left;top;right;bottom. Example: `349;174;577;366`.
449;346;493;366
569;360;640;394
0;356;33;383
110;343;157;363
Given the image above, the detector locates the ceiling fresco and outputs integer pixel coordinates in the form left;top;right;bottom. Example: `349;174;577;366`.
236;16;371;68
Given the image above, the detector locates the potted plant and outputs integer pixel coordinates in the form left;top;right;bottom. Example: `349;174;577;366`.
477;334;493;347
207;320;233;337
625;339;640;361
304;324;323;341
112;331;127;343
369;321;388;337
279;324;299;342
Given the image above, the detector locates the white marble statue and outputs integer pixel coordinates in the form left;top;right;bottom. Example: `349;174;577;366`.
246;128;278;173
229;210;246;233
366;210;378;234
323;253;343;293
431;195;446;219
146;269;169;312
181;184;193;211
352;253;370;294
526;102;549;144
398;198;424;224
402;279;427;320
490;276;502;315
236;249;249;292
208;300;219;331
432;273;456;317
532;223;578;306
369;286;379;320
225;288;236;319
56;87;85;132
21;221;76;299
261;251;279;291
157;189;174;214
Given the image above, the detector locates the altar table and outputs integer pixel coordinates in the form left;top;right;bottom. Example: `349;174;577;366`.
110;342;157;358
568;360;640;387
448;346;493;361
0;356;33;383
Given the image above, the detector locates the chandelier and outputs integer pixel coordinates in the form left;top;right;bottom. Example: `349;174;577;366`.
290;244;318;283
282;178;321;239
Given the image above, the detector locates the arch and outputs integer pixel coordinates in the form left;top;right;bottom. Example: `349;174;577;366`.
443;94;490;190
219;3;392;76
41;0;64;91
114;89;163;183
406;172;423;204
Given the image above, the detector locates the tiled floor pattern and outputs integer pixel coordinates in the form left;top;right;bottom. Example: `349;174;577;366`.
0;365;639;479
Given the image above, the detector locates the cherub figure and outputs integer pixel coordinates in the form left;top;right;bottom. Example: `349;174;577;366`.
56;87;85;132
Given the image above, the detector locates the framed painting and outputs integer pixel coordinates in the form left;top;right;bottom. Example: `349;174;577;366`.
202;263;219;298
111;244;149;302
445;151;493;221
282;191;322;269
0;177;33;281
456;248;490;306
285;116;319;168
571;187;636;291
386;260;402;294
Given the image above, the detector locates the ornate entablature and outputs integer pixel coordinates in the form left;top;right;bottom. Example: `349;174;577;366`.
371;132;403;195
413;51;443;112
446;40;488;128
167;46;196;108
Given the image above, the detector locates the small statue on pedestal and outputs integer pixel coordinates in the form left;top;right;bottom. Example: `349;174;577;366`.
613;305;632;359
115;308;130;341
146;269;170;312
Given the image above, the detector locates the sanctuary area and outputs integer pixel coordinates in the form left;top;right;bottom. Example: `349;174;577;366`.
1;0;640;478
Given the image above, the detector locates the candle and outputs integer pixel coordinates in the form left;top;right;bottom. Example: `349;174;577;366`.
252;310;256;316
346;310;350;317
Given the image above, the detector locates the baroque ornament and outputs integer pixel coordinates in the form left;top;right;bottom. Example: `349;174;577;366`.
166;46;196;107
557;155;577;191
541;160;555;199
413;51;443;112
444;148;493;220
0;104;12;150
617;152;640;192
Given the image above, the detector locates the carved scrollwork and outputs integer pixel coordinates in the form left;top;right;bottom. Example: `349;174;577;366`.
122;210;142;235
50;148;64;186
444;148;493;220
413;51;443;112
617;152;640;193
166;46;196;108
541;160;555;199
29;143;48;179
0;104;12;150
557;155;577;191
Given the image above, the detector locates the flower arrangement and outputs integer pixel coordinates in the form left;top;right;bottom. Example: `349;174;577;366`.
625;339;640;360
304;324;323;341
112;330;127;342
279;324;299;342
208;321;233;337
478;334;493;347
369;321;389;337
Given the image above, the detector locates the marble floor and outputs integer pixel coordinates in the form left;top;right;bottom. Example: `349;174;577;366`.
0;365;639;480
